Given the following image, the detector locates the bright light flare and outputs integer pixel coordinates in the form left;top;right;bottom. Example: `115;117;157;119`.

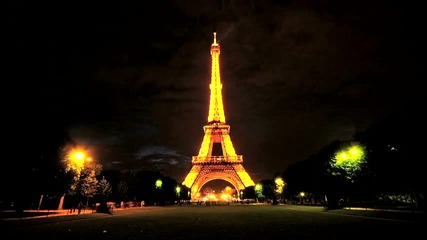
155;179;163;189
332;143;366;178
74;152;85;160
334;145;365;165
221;193;228;200
255;183;262;192
65;147;92;175
335;151;348;164
349;146;363;159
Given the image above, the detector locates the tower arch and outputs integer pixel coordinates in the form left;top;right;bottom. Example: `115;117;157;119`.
192;172;243;198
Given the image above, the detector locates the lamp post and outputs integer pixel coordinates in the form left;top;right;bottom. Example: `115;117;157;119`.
176;186;181;205
299;191;305;205
64;147;94;212
67;148;93;175
155;179;162;206
255;183;262;203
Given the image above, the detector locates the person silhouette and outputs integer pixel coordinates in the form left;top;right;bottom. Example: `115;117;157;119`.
77;202;83;214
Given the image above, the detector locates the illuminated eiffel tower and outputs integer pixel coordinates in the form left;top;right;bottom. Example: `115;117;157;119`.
182;32;255;199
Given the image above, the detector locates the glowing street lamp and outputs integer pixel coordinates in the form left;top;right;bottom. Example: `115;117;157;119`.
155;179;163;189
66;147;93;175
332;143;366;179
176;186;181;197
334;145;364;165
176;186;181;205
255;183;263;202
59;146;94;211
299;191;305;204
153;179;163;206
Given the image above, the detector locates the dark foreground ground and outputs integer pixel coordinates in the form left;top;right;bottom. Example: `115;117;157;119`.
1;204;424;240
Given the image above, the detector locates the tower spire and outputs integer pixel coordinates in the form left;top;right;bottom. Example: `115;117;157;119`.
213;32;218;45
208;32;225;123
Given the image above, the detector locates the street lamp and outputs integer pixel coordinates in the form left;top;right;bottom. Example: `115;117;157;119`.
299;191;305;204
155;179;163;189
176;186;181;197
176;186;181;205
255;183;262;192
255;183;263;202
61;146;95;211
154;179;163;206
66;147;93;175
331;143;366;179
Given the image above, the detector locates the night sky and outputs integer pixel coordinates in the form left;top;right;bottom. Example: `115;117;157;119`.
7;0;425;183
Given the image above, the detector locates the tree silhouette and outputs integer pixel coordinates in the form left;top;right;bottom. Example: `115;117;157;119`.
98;176;112;199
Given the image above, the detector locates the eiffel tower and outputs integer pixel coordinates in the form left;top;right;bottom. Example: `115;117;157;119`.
182;32;255;199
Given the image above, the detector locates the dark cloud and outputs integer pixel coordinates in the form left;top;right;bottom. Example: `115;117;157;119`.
9;0;426;182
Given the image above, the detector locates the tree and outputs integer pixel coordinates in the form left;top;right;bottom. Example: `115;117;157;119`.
80;167;98;207
284;140;344;206
260;179;275;201
353;101;426;208
274;176;286;203
117;180;129;202
243;186;256;200
255;183;264;202
330;143;366;181
98;176;112;199
68;164;102;208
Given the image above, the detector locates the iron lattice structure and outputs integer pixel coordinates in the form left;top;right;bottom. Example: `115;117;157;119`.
182;33;255;199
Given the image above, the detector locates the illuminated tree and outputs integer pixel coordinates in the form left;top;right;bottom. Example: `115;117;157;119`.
80;168;98;200
176;186;181;199
95;176;113;214
331;143;366;180
68;163;103;210
273;176;286;204
255;183;263;196
275;177;285;194
98;176;112;198
254;183;264;202
63;146;92;176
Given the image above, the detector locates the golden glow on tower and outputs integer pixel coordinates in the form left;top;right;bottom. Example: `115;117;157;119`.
208;32;226;123
222;134;237;156
182;32;255;199
198;130;212;156
182;165;201;188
